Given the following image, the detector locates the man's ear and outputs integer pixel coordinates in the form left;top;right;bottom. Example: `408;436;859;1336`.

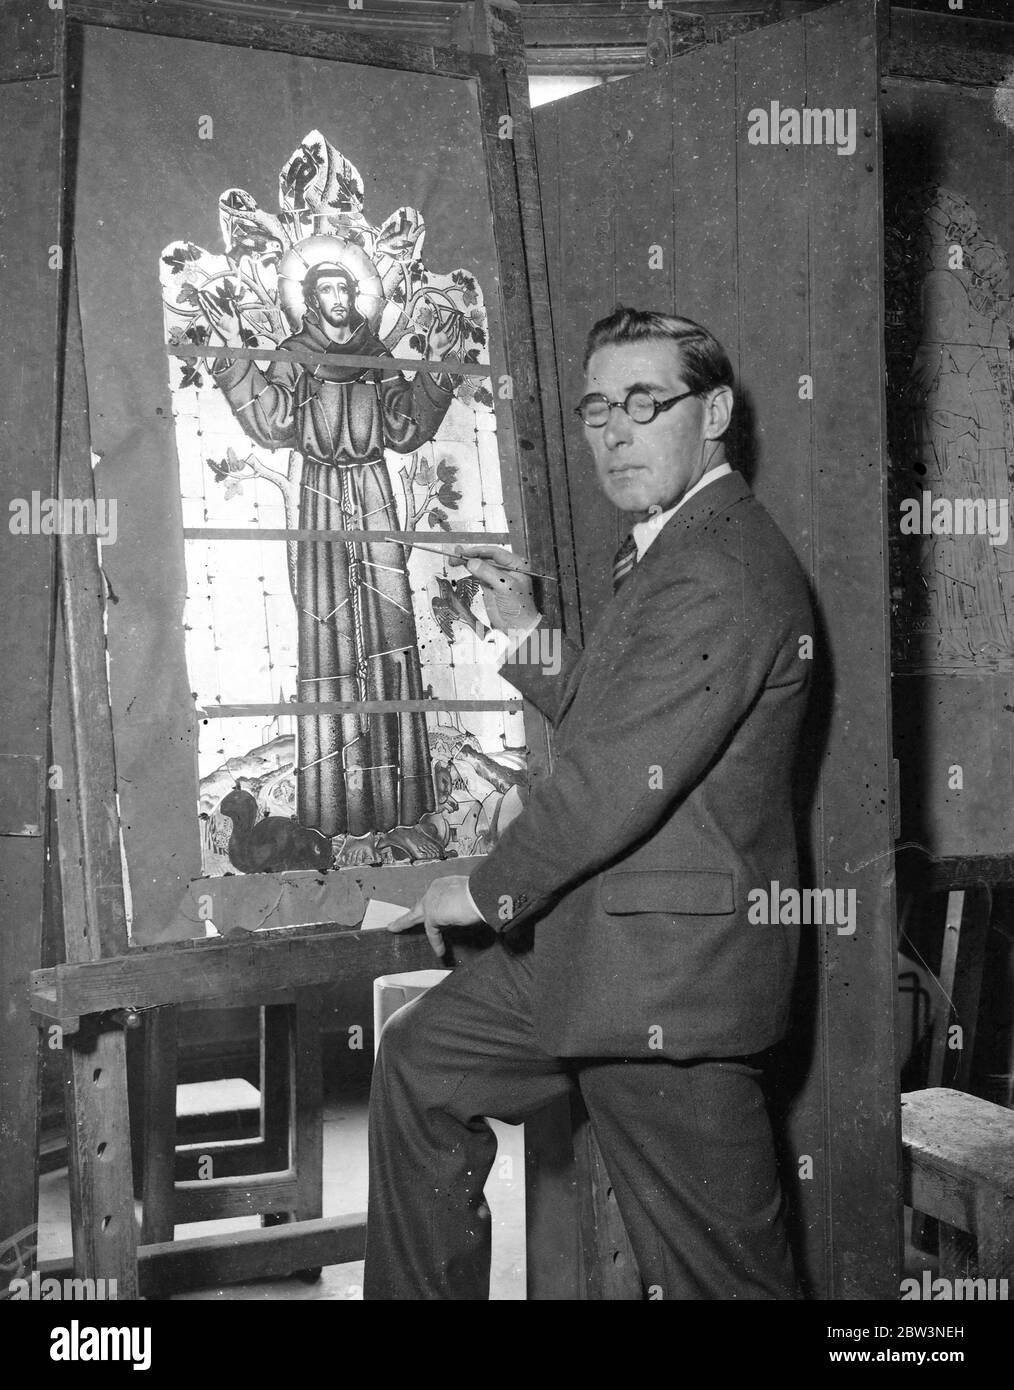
703;385;734;440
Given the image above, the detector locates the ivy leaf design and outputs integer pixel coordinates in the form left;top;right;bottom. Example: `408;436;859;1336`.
281;142;324;207
211;280;238;311
427;507;450;531
207;448;247;483
185;323;209;345
180;363;204;390
436;480;462;510
176;282;202;308
162;242;203;273
473;386;494;409
416;459;435;486
435;459;461;511
223;477;244;500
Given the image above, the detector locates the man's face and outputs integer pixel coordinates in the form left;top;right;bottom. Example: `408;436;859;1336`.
311;275;353;328
583;341;712;514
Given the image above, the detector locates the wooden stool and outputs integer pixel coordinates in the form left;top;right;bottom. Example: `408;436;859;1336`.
901;1087;1014;1282
139;990;323;1295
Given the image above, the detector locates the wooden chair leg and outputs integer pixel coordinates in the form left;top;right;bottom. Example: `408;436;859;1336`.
523;1090;642;1301
926;890;966;1091
261;1003;293;1173
293;989;323;1223
524;1094;582;1299
926;886;991;1092
140;1006;179;1247
63;1021;139;1297
289;990;323;1282
949;888;991;1091
914;886;993;1254
572;1094;641;1301
973;1188;1014;1282
937;1221;976;1281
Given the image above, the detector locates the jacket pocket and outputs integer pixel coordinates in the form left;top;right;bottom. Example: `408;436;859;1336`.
600;869;735;916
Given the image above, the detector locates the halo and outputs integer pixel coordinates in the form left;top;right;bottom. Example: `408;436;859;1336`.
277;234;384;334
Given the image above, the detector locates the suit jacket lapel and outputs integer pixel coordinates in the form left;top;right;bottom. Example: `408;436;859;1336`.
648;470;751;553
556;472;752;728
553;649;588;727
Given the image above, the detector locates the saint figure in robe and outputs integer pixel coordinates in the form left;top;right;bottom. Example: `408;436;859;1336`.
201;251;459;860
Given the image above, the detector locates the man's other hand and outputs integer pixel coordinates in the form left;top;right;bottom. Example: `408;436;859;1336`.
387;874;486;959
451;545;540;634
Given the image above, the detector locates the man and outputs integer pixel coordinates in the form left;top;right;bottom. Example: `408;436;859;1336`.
203;261;457;859
366;307;814;1299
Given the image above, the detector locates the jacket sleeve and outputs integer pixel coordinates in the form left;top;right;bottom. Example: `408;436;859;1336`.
468;552;791;933
495;629;584;724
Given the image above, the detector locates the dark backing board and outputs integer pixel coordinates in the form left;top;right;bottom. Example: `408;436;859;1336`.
534;0;899;1298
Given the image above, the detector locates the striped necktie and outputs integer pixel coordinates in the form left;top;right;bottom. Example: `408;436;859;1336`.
612;532;638;593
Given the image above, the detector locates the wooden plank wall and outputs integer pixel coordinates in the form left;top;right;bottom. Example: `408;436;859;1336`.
0;6;64;1259
535;0;898;1298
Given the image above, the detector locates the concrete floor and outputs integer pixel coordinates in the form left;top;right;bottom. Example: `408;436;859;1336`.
36;1088;527;1301
33;1071;933;1300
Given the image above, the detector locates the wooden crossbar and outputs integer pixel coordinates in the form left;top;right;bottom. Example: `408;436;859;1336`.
38;1214;367;1299
32;926;439;1029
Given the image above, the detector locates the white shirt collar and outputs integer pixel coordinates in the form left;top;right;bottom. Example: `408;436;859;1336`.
630;463;734;559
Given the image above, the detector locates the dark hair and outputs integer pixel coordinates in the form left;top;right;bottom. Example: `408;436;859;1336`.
303;262;357;302
582;307;735;396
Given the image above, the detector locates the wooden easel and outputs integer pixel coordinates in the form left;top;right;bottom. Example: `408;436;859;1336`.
47;265;140;1294
41;370;620;1290
40;262;421;1296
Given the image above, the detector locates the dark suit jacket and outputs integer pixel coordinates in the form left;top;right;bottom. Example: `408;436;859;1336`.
467;471;814;1060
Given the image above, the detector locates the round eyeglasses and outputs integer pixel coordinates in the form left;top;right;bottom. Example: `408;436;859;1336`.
574;387;698;428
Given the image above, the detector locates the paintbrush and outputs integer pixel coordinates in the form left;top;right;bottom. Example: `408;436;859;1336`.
382;535;558;582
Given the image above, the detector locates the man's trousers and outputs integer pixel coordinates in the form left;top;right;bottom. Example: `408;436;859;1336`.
363;941;798;1300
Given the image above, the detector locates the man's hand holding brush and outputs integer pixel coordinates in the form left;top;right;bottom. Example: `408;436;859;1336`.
450;545;542;636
